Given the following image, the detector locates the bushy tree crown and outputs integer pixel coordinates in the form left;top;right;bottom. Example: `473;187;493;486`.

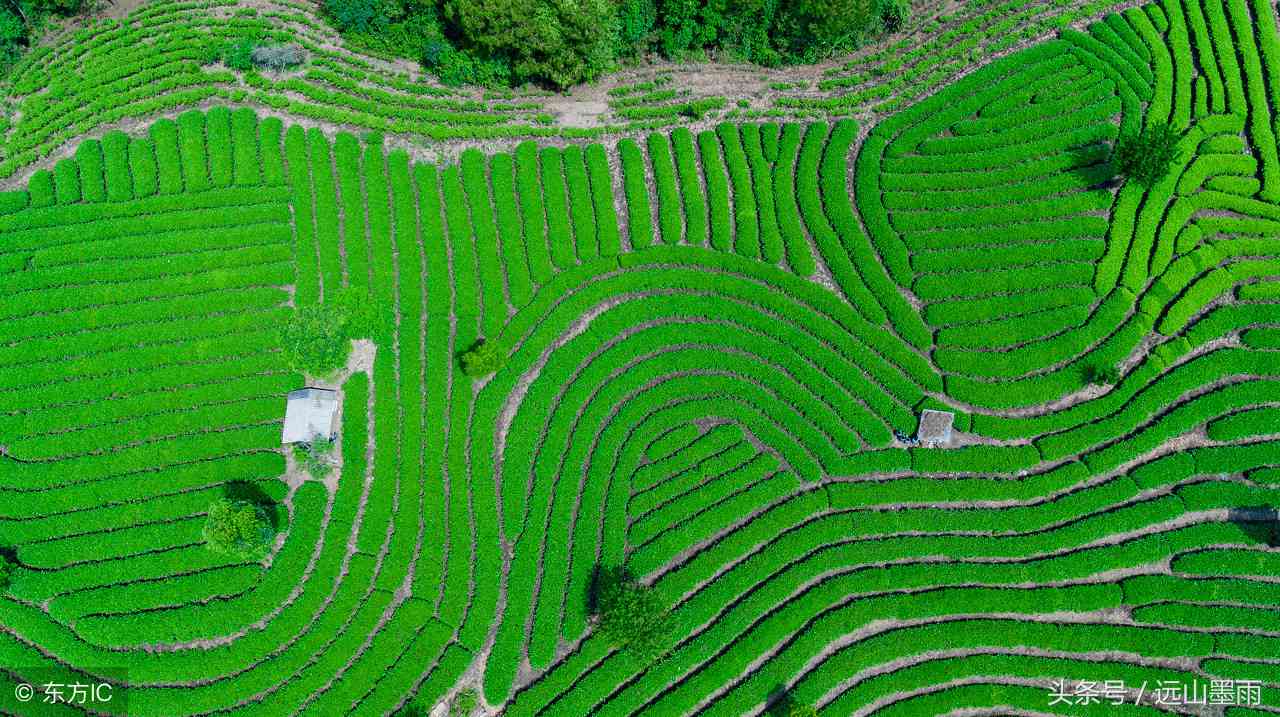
279;289;373;377
1113;123;1183;186
459;340;504;377
203;499;275;558
594;567;670;660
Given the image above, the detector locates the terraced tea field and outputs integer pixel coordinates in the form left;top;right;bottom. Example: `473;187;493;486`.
2;0;1280;714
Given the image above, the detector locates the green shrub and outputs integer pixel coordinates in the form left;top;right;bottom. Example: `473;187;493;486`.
459;339;504;376
1112;123;1183;185
449;688;479;716
294;438;336;479
197;35;225;66
202;499;274;558
223;36;258;71
1082;362;1121;386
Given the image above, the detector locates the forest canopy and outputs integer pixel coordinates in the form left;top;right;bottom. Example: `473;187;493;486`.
0;0;87;70
323;0;910;89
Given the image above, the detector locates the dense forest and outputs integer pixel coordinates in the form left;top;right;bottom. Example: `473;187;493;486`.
0;0;84;68
324;0;910;89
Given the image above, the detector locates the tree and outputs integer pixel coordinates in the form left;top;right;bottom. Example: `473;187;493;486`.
775;0;875;59
717;0;782;65
1112;123;1183;186
0;0;86;71
0;8;23;68
203;499;275;558
459;339;504;377
280;290;371;376
441;0;615;89
31;0;87;14
0;8;21;45
316;0;903;89
281;303;349;375
593;566;670;660
654;0;722;59
616;0;657;55
324;0;393;33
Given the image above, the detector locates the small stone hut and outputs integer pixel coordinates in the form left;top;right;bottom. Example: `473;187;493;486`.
916;409;955;447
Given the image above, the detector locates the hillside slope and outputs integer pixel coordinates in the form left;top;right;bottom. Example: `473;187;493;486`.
1;0;1279;715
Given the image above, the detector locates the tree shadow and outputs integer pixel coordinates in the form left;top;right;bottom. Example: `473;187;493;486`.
1227;505;1278;546
1066;142;1120;190
223;480;282;531
765;683;816;716
765;684;791;716
585;564;635;617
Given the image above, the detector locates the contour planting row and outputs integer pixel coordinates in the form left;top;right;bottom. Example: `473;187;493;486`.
795;0;1173;116
855;0;1280;413
506;448;1280;714
0;0;573;179
0;103;321;715
0;108;467;715
8;40;1280;714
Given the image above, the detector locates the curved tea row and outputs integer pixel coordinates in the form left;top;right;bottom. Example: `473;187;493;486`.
1;1;1279;713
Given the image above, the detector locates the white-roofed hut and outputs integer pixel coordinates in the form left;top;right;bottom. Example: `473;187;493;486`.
282;388;339;445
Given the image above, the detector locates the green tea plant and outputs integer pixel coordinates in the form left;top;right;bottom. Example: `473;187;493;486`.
0;552;13;591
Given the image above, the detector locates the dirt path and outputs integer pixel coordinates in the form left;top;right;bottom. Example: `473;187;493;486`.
96;0;149;19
